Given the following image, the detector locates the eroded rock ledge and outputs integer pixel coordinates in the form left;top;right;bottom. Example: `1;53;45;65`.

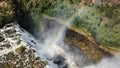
64;29;112;63
40;17;113;64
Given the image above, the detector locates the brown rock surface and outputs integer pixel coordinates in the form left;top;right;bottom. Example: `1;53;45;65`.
64;29;112;63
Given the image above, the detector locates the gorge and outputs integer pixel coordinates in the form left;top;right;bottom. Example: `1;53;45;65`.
0;0;120;68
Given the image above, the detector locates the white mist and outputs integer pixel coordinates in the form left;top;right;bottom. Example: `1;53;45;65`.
84;57;120;68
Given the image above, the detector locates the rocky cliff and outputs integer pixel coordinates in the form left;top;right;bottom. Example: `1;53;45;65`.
0;0;120;67
0;23;45;68
0;22;114;68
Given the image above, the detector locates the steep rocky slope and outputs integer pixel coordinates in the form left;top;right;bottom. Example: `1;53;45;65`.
0;23;45;68
0;22;114;68
0;0;120;68
64;29;112;63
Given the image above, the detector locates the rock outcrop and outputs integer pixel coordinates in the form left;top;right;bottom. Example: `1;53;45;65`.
64;29;112;63
40;17;113;64
0;23;45;68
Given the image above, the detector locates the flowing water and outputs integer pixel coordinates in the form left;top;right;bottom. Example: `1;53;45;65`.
31;7;89;68
32;6;120;68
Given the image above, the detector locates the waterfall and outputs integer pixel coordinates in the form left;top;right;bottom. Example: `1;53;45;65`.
31;6;89;68
31;5;120;68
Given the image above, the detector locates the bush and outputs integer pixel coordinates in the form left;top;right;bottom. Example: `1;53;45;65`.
0;1;15;27
73;5;120;48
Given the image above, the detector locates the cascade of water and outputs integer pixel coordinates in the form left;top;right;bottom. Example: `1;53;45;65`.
31;4;120;68
35;7;88;68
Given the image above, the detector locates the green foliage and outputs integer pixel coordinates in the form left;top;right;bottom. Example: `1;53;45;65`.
71;0;81;4
73;5;120;48
42;0;79;19
4;0;81;29
98;5;120;25
5;0;43;30
0;1;15;27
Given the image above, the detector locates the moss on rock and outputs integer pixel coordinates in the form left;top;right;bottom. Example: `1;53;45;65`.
15;45;26;54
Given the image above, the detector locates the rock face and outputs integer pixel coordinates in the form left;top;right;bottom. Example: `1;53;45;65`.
53;55;68;68
0;22;117;68
64;29;112;63
0;0;120;67
0;23;44;68
40;17;112;64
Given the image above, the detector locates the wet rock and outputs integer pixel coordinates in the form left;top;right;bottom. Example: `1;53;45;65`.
53;55;65;65
0;43;11;48
0;23;45;68
15;46;26;54
53;55;69;68
64;29;112;63
0;47;3;50
20;28;25;32
0;51;44;68
5;23;14;28
42;60;48;66
61;63;68;68
4;29;16;34
31;40;36;44
0;35;4;42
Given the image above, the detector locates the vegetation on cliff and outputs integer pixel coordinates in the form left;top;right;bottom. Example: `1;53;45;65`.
1;0;81;29
0;0;120;48
73;4;120;48
0;1;15;27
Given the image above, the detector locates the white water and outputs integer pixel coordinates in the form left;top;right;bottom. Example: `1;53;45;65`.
35;18;87;68
84;57;120;68
33;6;120;68
30;7;89;68
2;23;120;68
